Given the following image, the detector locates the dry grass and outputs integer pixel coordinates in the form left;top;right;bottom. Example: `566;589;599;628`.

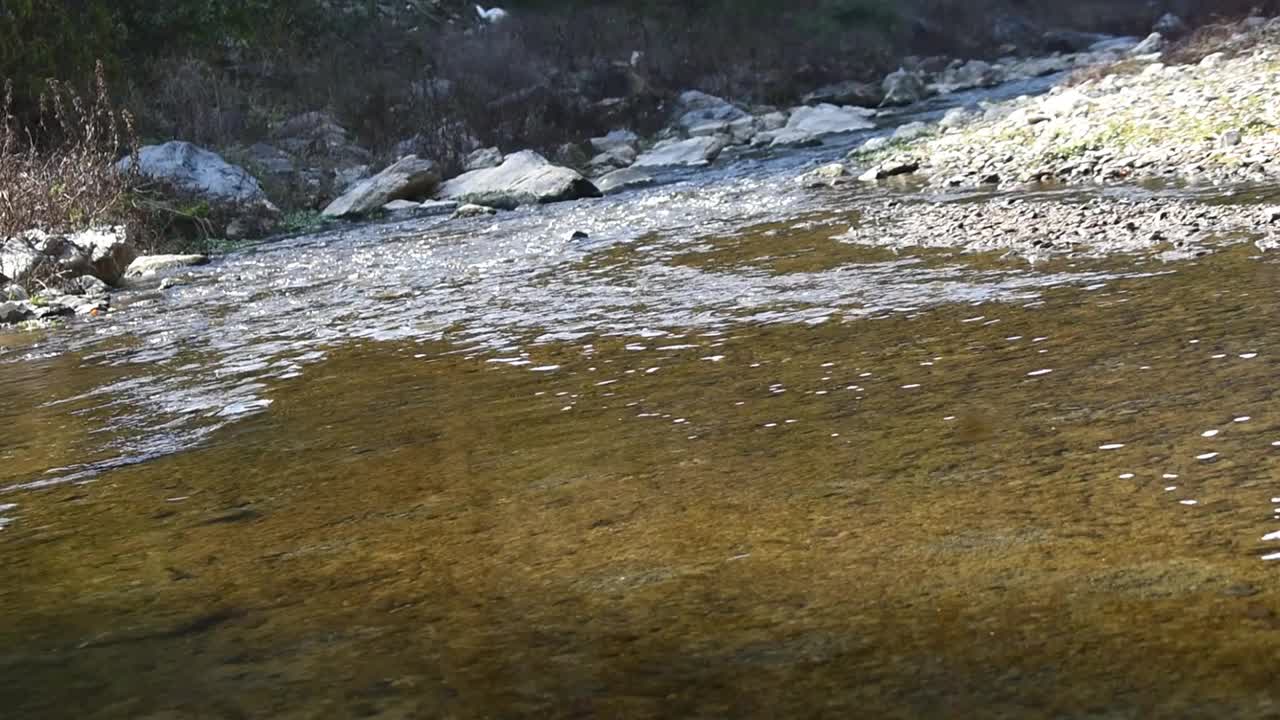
0;63;140;239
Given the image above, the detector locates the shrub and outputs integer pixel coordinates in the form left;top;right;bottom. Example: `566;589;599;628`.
0;63;140;239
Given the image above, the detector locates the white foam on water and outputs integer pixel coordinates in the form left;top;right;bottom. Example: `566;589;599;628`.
1099;444;1125;450
1027;369;1053;376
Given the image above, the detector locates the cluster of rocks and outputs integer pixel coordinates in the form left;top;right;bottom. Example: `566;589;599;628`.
838;14;1280;190
0;227;209;327
837;196;1280;259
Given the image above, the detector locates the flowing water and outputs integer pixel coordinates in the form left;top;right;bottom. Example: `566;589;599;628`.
4;80;1280;718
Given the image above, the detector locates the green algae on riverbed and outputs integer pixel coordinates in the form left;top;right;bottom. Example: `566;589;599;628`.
2;239;1280;718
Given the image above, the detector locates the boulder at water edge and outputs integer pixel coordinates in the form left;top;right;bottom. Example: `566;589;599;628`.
0;227;136;288
323;155;441;218
120;141;270;204
632;136;728;168
437;151;601;209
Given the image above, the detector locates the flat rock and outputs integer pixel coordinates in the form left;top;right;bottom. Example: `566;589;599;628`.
595;167;656;195
633;137;727;168
323;155;440;218
771;104;876;147
126;254;211;278
438;151;600;209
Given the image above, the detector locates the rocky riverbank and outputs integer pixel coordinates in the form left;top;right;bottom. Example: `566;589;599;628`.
7;12;1280;330
844;14;1280;189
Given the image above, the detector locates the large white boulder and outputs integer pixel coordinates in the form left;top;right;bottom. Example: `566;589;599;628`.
119;141;269;204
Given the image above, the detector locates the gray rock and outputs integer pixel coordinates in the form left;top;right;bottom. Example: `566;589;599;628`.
322;155;440;218
798;163;850;188
880;69;929;107
595;167;656;195
63;226;136;288
673;90;748;134
1220;129;1243;147
803;81;883;108
940;107;977;129
333;165;371;193
65;275;110;297
452;203;497;218
590;130;640;155
858;158;920;182
589;146;638;174
0;301;31;325
126;254;211;279
726;116;758;144
2;227;135;288
633;137;728;168
1153;13;1187;37
770;104;876;147
1130;32;1165;56
892;122;931;142
848;136;892;158
119;141;269;204
1;283;28;301
464;147;504;171
757;111;789;132
0;235;42;286
932;60;1005;94
438;150;600;209
1200;52;1226;69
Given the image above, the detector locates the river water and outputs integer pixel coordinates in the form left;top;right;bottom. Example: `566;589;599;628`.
3;76;1280;718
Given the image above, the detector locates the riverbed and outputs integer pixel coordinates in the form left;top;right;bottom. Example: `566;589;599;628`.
4;92;1280;717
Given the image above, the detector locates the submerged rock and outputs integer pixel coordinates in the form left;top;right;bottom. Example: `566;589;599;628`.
322;155;441;218
438;151;600;209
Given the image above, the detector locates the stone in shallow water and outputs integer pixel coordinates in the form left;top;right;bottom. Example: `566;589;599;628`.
126;254;211;279
0;301;32;325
